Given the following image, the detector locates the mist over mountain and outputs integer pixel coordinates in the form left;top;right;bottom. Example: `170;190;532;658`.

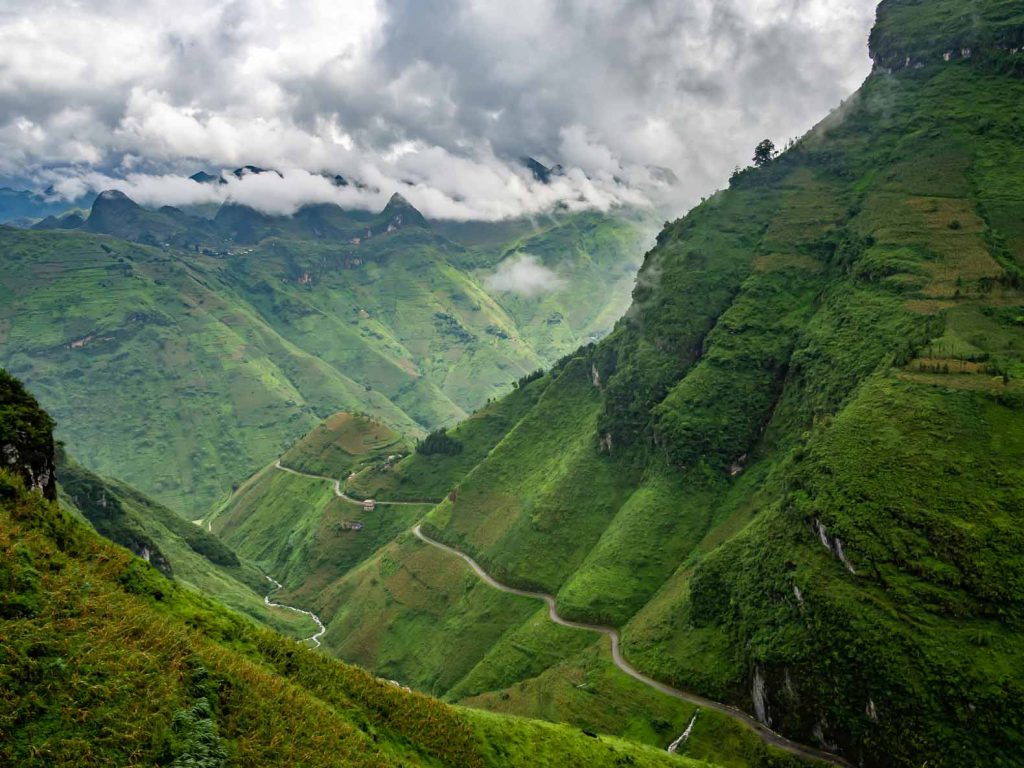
4;1;1024;767
0;0;876;220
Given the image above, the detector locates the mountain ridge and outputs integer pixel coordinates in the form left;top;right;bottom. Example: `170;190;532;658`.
0;201;648;516
218;2;1024;765
0;369;712;768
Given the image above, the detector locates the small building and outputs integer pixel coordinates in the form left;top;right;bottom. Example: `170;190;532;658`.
363;499;376;512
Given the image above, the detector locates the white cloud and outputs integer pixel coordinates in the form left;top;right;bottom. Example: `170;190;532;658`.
0;0;878;220
485;254;566;298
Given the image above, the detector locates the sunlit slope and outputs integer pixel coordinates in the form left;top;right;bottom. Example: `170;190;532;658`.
347;374;550;502
279;412;410;479
213;380;551;598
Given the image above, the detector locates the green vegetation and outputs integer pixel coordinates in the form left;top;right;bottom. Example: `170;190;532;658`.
220;4;1024;765
348;375;549;502
56;454;316;639
8;3;1024;765
0;368;707;768
0;201;647;517
0;467;703;768
279;411;409;479
0;369;55;499
416;428;463;456
869;0;1024;71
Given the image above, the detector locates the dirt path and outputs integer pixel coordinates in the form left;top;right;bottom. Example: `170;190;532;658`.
263;574;327;649
274;460;437;506
412;524;851;767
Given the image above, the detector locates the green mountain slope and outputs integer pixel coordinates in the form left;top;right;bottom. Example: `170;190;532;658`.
219;2;1024;765
0;202;647;516
0;229;416;516
0;370;708;768
55;454;319;640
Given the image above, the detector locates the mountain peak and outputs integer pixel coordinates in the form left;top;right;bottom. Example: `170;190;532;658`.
379;192;427;230
95;189;133;203
231;165;282;180
522;157;564;184
190;170;225;185
87;190;141;227
869;0;1024;71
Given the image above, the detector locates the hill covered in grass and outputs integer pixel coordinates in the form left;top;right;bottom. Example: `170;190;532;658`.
56;453;319;641
0;195;647;516
219;2;1024;765
0;368;712;768
278;412;410;480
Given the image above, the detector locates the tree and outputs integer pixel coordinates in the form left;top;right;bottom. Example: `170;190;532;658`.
416;428;463;456
753;139;776;167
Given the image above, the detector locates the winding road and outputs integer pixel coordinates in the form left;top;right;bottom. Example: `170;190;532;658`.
263;574;327;648
255;460;431;650
274;460;437;506
268;459;849;765
412;525;852;767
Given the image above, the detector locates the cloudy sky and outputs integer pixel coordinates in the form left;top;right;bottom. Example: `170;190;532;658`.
0;0;878;220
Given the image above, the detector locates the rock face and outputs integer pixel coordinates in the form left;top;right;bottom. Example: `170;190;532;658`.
752;667;770;726
0;369;56;499
58;464;174;577
84;189;141;231
377;193;428;232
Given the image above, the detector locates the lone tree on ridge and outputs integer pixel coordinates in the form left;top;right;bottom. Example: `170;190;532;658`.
753;139;776;167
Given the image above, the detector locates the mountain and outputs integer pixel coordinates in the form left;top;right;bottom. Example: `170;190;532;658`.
217;2;1024;765
0;187;76;224
379;192;428;231
189;169;226;185
523;157;565;184
0;196;648;516
31;211;86;230
81;189;227;248
231;165;282;179
0;369;708;768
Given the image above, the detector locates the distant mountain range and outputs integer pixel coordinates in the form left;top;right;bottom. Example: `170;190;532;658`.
0;183;651;517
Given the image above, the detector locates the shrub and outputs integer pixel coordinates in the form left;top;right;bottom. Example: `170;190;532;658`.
416;428;463;456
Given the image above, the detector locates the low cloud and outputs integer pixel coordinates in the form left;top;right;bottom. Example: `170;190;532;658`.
0;0;878;220
486;254;566;298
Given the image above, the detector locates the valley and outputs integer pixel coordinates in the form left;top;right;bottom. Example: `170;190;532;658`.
2;0;1024;766
210;3;1024;766
0;194;648;517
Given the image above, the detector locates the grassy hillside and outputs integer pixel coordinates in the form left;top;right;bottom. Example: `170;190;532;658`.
213;368;815;767
347;373;550;502
279;412;410;479
220;3;1024;765
56;454;318;640
0;369;709;768
0;204;646;517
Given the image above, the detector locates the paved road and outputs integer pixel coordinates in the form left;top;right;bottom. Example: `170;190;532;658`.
412;524;852;767
274;461;438;506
